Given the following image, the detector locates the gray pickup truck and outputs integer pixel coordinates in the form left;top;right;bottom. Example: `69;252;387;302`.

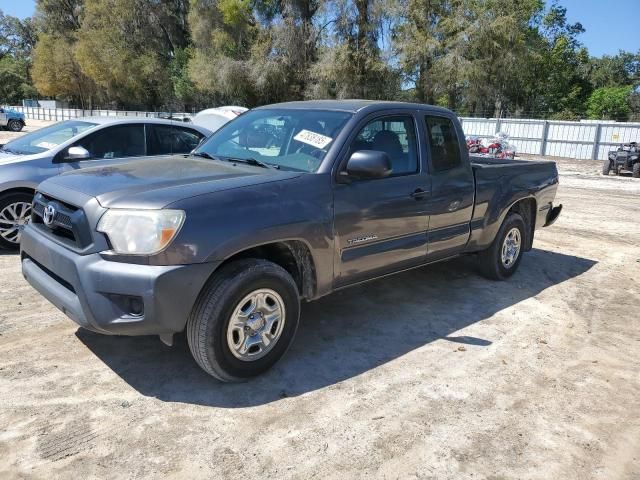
21;100;562;381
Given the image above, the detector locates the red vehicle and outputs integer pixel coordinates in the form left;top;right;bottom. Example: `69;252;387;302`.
467;134;516;159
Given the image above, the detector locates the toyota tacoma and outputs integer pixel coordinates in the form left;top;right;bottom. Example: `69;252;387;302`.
21;100;562;381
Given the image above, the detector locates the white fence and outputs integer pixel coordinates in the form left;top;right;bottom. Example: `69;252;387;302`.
7;105;640;161
460;117;640;160
7;105;189;122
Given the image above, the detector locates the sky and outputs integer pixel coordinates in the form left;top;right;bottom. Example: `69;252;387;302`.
0;0;638;58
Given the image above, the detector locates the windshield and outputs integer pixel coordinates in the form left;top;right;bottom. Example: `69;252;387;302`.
2;120;97;155
194;109;352;172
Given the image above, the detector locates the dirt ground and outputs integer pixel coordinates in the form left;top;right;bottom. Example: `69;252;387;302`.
0;136;639;478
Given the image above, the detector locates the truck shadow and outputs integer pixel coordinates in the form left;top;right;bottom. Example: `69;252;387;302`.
76;248;596;408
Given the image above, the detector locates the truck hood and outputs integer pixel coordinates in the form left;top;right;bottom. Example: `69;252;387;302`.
43;155;302;209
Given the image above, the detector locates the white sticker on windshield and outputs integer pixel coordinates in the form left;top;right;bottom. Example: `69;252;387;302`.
293;129;333;149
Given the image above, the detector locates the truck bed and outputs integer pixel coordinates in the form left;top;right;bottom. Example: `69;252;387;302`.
469;155;556;168
465;153;560;252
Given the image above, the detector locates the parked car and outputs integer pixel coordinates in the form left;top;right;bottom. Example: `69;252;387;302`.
192;106;248;132
0;107;26;132
0;117;211;249
603;142;640;178
157;112;192;123
21;100;562;381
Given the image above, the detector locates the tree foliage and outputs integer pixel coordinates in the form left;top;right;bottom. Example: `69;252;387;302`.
0;12;38;103
0;0;638;119
587;86;633;121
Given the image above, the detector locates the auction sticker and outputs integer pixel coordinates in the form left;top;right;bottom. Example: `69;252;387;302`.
294;129;333;149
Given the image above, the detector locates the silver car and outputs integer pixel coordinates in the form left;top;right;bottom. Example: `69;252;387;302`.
0;117;211;249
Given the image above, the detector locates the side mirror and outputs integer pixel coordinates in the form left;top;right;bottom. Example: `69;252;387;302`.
344;150;392;180
65;146;90;161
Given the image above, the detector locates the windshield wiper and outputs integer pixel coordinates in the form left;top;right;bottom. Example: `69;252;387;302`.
223;156;279;170
190;151;215;160
191;151;279;169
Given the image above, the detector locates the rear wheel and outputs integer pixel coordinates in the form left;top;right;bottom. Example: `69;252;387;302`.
0;192;33;250
602;160;612;176
633;162;640;178
7;120;23;132
478;212;526;280
186;258;300;382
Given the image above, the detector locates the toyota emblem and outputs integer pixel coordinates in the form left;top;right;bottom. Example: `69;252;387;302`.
43;204;56;226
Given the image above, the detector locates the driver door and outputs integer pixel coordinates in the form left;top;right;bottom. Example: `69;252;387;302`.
333;113;430;287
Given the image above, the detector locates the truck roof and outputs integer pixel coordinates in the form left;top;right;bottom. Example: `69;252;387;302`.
254;99;453;114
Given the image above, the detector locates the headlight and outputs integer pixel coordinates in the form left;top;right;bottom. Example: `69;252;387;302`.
97;209;185;255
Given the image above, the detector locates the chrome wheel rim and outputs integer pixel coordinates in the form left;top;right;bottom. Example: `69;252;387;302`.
501;227;521;269
226;288;286;361
0;201;32;244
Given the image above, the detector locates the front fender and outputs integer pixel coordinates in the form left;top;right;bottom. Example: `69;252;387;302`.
162;174;336;297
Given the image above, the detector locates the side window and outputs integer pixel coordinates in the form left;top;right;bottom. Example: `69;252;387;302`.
148;125;205;155
425;116;461;172
174;126;205;153
74;124;145;160
349;115;418;175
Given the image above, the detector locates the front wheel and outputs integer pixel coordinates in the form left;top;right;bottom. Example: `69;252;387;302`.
633;162;640;178
7;120;23;132
0;192;33;250
602;160;612;176
478;212;526;280
186;259;300;382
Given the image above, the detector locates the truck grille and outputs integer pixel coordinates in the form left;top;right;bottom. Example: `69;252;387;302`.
31;193;93;248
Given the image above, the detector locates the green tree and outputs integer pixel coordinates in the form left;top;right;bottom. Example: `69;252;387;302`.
35;0;84;35
309;0;400;100
586;86;633;120
187;0;257;105
0;56;37;103
586;51;640;89
75;0;190;109
32;33;95;107
0;11;38;103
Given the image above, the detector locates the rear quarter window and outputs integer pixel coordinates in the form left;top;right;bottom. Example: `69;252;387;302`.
425;116;462;172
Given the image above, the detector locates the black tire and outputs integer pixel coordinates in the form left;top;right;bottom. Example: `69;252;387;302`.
186;258;300;382
478;212;526;281
7;120;23;132
0;191;33;250
602;160;612;176
633;162;640;178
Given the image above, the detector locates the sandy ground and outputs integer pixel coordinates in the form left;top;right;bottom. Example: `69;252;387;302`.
0;144;639;478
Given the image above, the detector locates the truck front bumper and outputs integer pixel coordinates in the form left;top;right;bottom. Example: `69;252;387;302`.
20;225;216;336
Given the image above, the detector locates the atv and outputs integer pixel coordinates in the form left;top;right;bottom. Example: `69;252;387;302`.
603;142;640;178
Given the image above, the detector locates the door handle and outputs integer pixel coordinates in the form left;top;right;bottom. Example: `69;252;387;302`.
448;200;461;211
410;188;427;200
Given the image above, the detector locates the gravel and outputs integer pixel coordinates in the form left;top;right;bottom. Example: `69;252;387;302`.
0;143;638;479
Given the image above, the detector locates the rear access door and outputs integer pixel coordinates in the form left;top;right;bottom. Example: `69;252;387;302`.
422;114;475;259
